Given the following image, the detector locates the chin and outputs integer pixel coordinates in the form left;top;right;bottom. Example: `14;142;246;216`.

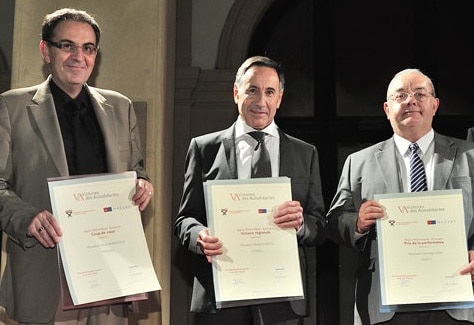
251;124;267;130
67;77;88;85
249;119;270;129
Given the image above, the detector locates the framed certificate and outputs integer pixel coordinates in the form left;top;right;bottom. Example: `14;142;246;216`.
58;255;149;310
48;172;161;306
204;177;304;308
375;189;474;312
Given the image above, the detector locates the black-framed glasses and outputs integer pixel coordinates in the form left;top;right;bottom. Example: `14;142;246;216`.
389;91;433;103
46;40;98;56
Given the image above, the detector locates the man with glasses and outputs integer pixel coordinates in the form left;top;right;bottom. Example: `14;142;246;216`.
0;8;153;324
327;68;474;324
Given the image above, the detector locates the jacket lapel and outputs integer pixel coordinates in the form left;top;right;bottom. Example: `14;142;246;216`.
374;139;402;193
86;86;117;172
29;78;69;175
278;130;291;176
432;133;455;190
221;125;238;179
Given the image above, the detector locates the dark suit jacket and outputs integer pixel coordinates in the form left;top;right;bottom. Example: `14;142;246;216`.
174;123;326;315
0;76;148;323
327;133;474;324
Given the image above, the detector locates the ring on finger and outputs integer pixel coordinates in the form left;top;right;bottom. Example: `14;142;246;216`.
38;225;45;232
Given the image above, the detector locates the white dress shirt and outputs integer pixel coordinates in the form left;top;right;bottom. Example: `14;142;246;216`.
234;116;280;179
234;116;304;233
393;129;435;192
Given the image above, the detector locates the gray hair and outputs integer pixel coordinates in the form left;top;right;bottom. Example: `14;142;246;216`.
386;68;436;100
235;56;285;90
42;8;101;45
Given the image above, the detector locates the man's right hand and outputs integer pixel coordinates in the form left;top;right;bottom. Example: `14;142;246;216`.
197;228;222;263
27;210;63;248
357;200;384;234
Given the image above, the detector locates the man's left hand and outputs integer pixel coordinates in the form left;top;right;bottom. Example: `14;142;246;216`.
273;200;303;231
459;250;474;281
133;178;154;211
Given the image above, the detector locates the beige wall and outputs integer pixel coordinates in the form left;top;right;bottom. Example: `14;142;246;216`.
9;1;176;324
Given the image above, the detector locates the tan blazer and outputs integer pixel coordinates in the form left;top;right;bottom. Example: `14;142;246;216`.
0;76;148;323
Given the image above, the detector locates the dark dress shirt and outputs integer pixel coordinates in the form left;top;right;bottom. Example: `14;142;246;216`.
50;80;108;175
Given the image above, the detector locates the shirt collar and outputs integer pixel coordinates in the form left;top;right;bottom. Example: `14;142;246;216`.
235;116;279;138
393;129;434;157
49;79;88;108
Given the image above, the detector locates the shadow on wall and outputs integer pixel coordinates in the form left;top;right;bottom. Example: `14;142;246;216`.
0;49;10;93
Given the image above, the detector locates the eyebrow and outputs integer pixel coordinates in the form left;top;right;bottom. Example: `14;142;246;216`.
57;39;97;46
248;84;277;90
393;86;429;92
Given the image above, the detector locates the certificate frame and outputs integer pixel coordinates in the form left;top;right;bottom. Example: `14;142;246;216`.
375;189;474;313
204;177;304;308
48;172;161;306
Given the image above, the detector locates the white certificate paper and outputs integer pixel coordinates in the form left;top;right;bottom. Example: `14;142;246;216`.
375;189;474;312
204;177;304;308
48;172;161;305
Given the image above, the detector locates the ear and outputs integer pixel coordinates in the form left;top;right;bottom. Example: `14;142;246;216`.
233;84;239;104
276;89;284;109
39;40;51;64
431;97;440;116
383;102;390;119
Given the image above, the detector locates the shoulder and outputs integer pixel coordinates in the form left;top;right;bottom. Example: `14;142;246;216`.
349;139;392;158
279;131;316;152
193;125;234;145
1;84;41;100
435;133;474;152
87;86;131;104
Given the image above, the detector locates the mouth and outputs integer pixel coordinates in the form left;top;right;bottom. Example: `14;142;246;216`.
251;109;267;116
67;65;86;70
404;109;421;115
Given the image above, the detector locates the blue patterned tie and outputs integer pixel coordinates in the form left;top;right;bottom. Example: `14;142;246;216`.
409;143;427;192
248;131;271;178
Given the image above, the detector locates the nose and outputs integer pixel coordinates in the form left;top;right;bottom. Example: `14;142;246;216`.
403;93;418;104
256;93;266;106
70;47;87;60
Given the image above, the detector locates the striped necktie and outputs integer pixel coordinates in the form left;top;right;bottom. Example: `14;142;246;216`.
409;143;427;192
248;131;271;178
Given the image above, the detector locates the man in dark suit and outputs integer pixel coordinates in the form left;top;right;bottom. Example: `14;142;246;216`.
327;68;474;324
0;8;153;324
174;56;326;324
